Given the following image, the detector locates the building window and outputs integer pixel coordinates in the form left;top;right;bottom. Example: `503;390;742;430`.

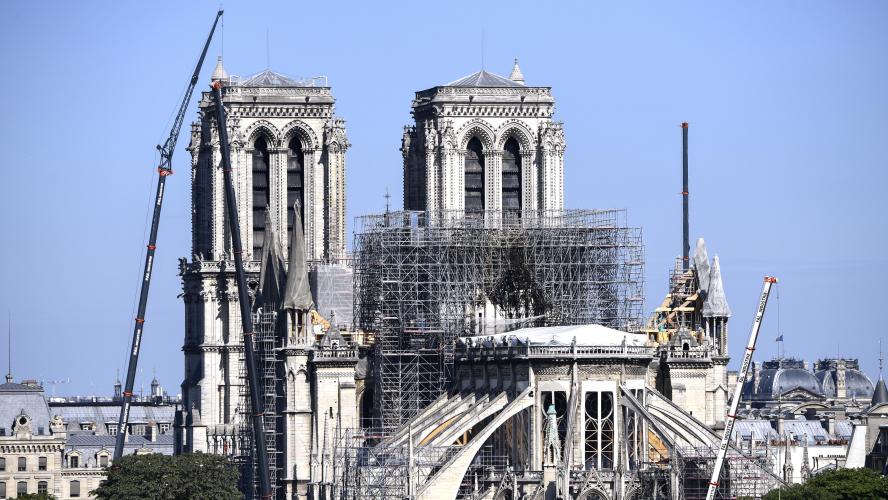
38;456;47;471
107;423;118;436
252;136;271;258
464;137;485;213
287;137;305;245
501;137;522;213
0;457;5;471
37;481;48;495
0;481;5;499
130;424;146;436
99;454;109;467
584;390;616;470
69;455;79;468
70;480;81;497
17;457;25;472
16;482;26;496
158;423;170;434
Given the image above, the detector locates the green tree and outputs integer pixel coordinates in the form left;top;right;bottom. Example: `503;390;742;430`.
763;468;888;500
14;494;57;500
91;453;240;500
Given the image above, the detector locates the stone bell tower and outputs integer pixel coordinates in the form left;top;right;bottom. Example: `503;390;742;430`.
401;59;565;216
179;59;349;442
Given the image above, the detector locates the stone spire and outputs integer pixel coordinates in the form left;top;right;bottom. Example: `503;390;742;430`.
800;433;811;480
509;58;525;85
211;55;228;81
702;255;731;317
873;342;888;406
782;432;794;482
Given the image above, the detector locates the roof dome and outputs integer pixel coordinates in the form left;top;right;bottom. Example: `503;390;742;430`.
773;368;823;396
816;368;874;399
742;358;824;401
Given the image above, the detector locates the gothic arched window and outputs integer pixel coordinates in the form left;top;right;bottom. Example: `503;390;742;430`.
464;137;485;213
287;137;305;245
252;136;271;257
502;137;522;213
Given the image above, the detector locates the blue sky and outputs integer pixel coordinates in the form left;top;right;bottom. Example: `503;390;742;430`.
1;1;885;396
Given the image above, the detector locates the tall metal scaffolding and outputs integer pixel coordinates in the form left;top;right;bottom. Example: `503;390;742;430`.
353;209;645;431
237;309;282;499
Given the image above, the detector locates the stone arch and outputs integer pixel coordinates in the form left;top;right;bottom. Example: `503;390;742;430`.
457;119;495;150
281;120;318;151
243;120;281;149
495;119;535;151
417;387;534;500
577;486;609;500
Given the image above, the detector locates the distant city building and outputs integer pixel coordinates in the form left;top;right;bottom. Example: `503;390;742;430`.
0;374;176;500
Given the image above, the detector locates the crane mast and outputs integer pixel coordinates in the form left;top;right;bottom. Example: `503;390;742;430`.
210;80;273;498
114;10;223;461
705;276;778;500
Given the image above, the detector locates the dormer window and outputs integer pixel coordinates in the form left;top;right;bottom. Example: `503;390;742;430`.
107;423;118;436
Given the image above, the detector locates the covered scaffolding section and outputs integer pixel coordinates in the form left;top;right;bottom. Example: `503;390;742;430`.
353;209;645;432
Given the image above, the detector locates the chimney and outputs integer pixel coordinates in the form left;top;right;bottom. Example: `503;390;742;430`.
146;420;157;442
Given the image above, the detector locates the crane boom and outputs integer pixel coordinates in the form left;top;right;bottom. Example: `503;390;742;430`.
705;276;778;500
210;80;273;498
114;9;223;461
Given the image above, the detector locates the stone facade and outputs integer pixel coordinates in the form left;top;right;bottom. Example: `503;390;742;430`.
402;61;565;217
179;63;350;446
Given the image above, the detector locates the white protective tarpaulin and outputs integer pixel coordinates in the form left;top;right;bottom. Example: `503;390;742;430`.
460;324;648;347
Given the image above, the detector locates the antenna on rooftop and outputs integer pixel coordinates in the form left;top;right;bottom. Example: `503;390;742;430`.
481;29;485;71
266;28;270;69
384;186;391;214
6;311;11;384
880;339;884;379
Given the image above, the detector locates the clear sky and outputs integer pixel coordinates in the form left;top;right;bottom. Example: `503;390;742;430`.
1;1;885;396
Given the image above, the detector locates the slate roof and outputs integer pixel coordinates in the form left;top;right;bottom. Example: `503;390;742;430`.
445;70;524;88
834;420;854;441
241;69;311;87
872;378;888;406
783;420;833;444
52;404;174;434
0;381;52;435
733;420;778;442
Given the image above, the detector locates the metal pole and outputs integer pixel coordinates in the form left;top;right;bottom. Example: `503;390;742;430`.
682;122;689;271
211;81;273;498
114;9;223;461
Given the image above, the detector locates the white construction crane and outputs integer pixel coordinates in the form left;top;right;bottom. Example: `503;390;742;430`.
706;276;778;500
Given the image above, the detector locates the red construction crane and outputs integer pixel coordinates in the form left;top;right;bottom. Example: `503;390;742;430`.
114;10;223;461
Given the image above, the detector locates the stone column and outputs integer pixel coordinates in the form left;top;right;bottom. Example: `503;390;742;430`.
487;150;503;221
521;151;536;212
